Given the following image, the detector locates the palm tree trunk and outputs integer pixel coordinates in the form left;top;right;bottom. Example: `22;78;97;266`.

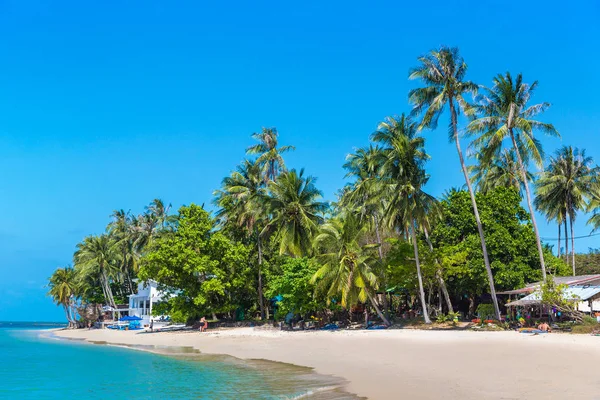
409;214;431;324
449;98;501;320
63;305;73;328
509;130;547;280
366;292;390;326
374;214;389;317
423;227;453;312
557;223;561;258
564;219;569;266
257;236;266;320
570;215;576;276
101;269;116;309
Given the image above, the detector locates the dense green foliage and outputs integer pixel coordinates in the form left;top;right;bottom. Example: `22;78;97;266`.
431;188;569;302
138;205;252;323
265;257;324;319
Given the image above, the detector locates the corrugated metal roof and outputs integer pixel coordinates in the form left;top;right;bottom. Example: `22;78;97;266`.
524;275;600;288
506;285;600;307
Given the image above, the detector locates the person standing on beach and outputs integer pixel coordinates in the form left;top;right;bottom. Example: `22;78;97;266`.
149;319;154;332
199;317;207;332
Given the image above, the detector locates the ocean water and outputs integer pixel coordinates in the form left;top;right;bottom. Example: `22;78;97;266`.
0;322;358;399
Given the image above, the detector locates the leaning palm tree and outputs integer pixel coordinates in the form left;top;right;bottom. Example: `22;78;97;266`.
214;159;269;319
264;169;328;257
246;127;295;182
311;211;391;326
535;146;598;275
47;267;79;327
468;72;560;280
408;47;500;319
74;234;121;309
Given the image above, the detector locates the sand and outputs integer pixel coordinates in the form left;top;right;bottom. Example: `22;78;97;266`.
54;327;600;399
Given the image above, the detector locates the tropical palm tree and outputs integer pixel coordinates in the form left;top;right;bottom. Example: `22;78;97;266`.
214;159;269;319
74;234;121;308
264;169;328;257
371;114;440;323
468;72;559;280
408;47;500;319
146;198;177;231
342;145;390;314
469;149;533;195
535;146;598;275
311;211;390;326
47;267;79;327
246;127;295;182
107;209;139;295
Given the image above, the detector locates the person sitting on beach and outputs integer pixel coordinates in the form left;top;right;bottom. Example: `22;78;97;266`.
199;317;208;332
538;321;551;332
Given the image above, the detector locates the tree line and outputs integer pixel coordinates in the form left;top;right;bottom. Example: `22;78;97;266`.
48;46;600;327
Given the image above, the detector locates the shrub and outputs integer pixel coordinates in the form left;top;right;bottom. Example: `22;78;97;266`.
476;303;495;319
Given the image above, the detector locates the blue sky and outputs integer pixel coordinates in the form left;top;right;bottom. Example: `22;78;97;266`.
0;1;599;321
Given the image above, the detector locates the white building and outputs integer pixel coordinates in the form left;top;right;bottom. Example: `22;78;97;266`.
128;280;174;325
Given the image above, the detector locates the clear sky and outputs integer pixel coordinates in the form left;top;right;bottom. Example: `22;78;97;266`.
1;1;599;321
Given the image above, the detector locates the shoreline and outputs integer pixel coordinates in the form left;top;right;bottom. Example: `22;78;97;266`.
54;327;600;399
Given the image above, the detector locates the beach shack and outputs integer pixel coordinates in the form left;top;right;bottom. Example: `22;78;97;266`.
501;275;600;321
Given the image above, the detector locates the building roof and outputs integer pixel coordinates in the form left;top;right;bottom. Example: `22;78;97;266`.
498;275;600;295
506;285;600;307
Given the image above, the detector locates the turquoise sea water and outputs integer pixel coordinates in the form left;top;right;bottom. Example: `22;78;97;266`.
0;322;356;399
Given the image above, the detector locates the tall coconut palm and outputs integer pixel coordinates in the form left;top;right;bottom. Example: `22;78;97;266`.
145;199;177;231
469;149;534;195
311;211;391;326
108;209;138;295
535;146;598;275
214;159;269;319
371;114;441;323
264;169;328;257
535;197;567;260
246;127;295;182
74;234;121;308
408;47;500;319
47;267;79;327
342;145;391;315
468;72;560;280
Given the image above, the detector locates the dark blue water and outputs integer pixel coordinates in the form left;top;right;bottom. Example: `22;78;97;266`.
0;323;355;399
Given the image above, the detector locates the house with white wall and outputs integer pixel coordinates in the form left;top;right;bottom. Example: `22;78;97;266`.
128;280;174;325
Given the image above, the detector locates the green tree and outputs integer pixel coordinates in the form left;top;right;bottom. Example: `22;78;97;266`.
74;235;121;309
246;127;295;182
107;209;139;295
265;257;325;319
432;187;569;316
265;169;328;257
371;114;439;323
469;149;533;195
535;146;599;274
468;72;559;280
342;144;390;314
47;266;79;327
312;211;390;326
139;204;252;323
214;159;269;319
409;46;500;319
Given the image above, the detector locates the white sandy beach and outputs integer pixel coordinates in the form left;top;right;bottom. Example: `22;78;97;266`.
54;327;600;399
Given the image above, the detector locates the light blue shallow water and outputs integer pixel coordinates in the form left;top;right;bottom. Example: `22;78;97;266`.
0;323;356;399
